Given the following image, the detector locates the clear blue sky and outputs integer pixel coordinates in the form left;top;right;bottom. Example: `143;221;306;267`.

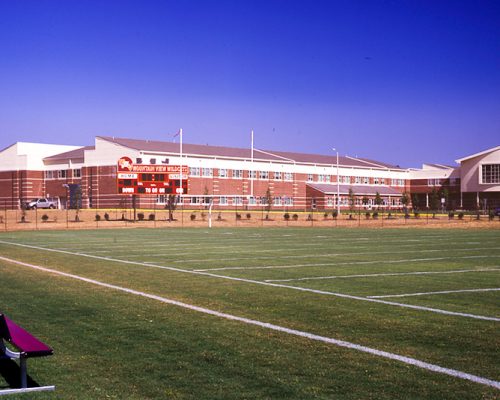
1;0;499;167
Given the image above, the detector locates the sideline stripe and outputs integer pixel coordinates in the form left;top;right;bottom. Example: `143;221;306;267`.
265;268;500;283
194;255;498;272
368;288;500;299
1;255;499;391
0;240;498;322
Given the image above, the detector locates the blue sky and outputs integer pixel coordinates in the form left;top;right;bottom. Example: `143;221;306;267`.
0;0;499;167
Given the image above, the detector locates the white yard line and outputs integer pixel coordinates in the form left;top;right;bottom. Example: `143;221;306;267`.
194;255;498;272
1;255;499;391
265;268;500;282
0;240;498;322
368;288;500;299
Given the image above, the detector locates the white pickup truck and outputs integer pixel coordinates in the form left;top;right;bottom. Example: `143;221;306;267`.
26;198;58;210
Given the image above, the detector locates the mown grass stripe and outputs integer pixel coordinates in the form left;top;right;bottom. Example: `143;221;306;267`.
368;288;500;299
0;240;498;322
264;268;500;282
1;255;499;391
194;255;499;272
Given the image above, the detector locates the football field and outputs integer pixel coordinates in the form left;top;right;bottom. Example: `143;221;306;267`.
0;227;499;399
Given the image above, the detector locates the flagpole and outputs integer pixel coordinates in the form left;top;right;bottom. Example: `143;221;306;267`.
251;129;254;197
180;128;183;195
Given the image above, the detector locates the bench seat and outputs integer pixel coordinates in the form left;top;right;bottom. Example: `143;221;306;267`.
0;315;53;358
0;313;54;394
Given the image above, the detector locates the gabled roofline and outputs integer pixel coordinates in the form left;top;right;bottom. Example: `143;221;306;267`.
455;146;500;163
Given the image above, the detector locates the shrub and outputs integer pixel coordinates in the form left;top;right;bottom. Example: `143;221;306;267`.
448;211;454;219
235;213;242;220
324;212;329;219
348;214;354;220
488;212;495;221
104;213;110;221
41;214;49;222
201;212;206;220
137;213;145;221
307;214;313;221
387;212;392;219
332;211;338;219
246;213;251;219
190;214;196;221
284;213;290;220
148;213;155;221
476;212;481;220
217;213;222;221
365;212;370;219
372;211;379;219
292;214;298;221
414;212;420;219
458;212;464;220
95;214;101;221
404;213;410;219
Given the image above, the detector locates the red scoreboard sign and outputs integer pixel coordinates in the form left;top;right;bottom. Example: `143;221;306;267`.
117;156;188;195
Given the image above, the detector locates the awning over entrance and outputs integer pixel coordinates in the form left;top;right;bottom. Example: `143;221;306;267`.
307;183;402;196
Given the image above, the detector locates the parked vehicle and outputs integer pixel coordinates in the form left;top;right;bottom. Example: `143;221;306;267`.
26;198;58;210
494;207;500;216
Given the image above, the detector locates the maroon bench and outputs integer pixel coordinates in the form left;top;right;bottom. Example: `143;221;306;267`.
0;313;54;395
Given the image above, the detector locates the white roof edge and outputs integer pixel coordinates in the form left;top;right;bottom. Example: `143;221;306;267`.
455;145;500;163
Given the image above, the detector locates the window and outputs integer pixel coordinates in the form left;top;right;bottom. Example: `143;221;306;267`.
283;196;293;206
202;168;212;177
219;169;228;178
374;177;379;185
219;196;228;205
274;171;282;180
259;171;269;180
44;170;55;179
327;197;333;207
355;176;361;184
248;196;257;206
273;196;282;206
363;177;369;184
248;170;257;179
307;174;314;182
190;167;201;177
284;172;293;181
427;179;441;186
340;176;350;184
260;196;269;205
318;174;330;183
58;170;67;179
233;169;243;179
73;169;81;178
481;164;500;184
380;178;385;185
233;197;243;206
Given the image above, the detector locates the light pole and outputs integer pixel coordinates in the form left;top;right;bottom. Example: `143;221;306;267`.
332;148;340;215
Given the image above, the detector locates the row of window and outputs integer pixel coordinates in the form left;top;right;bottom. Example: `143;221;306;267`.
44;169;81;179
325;196;402;207
427;178;461;186
190;168;405;185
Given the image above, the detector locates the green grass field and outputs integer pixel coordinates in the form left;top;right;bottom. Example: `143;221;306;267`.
0;227;499;399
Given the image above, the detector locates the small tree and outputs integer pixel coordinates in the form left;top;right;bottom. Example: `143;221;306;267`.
348;188;355;212
374;192;383;209
429;189;440;211
362;196;369;208
264;187;272;219
401;192;409;212
165;194;178;221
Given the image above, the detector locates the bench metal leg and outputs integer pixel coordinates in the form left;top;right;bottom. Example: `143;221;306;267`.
20;357;27;389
